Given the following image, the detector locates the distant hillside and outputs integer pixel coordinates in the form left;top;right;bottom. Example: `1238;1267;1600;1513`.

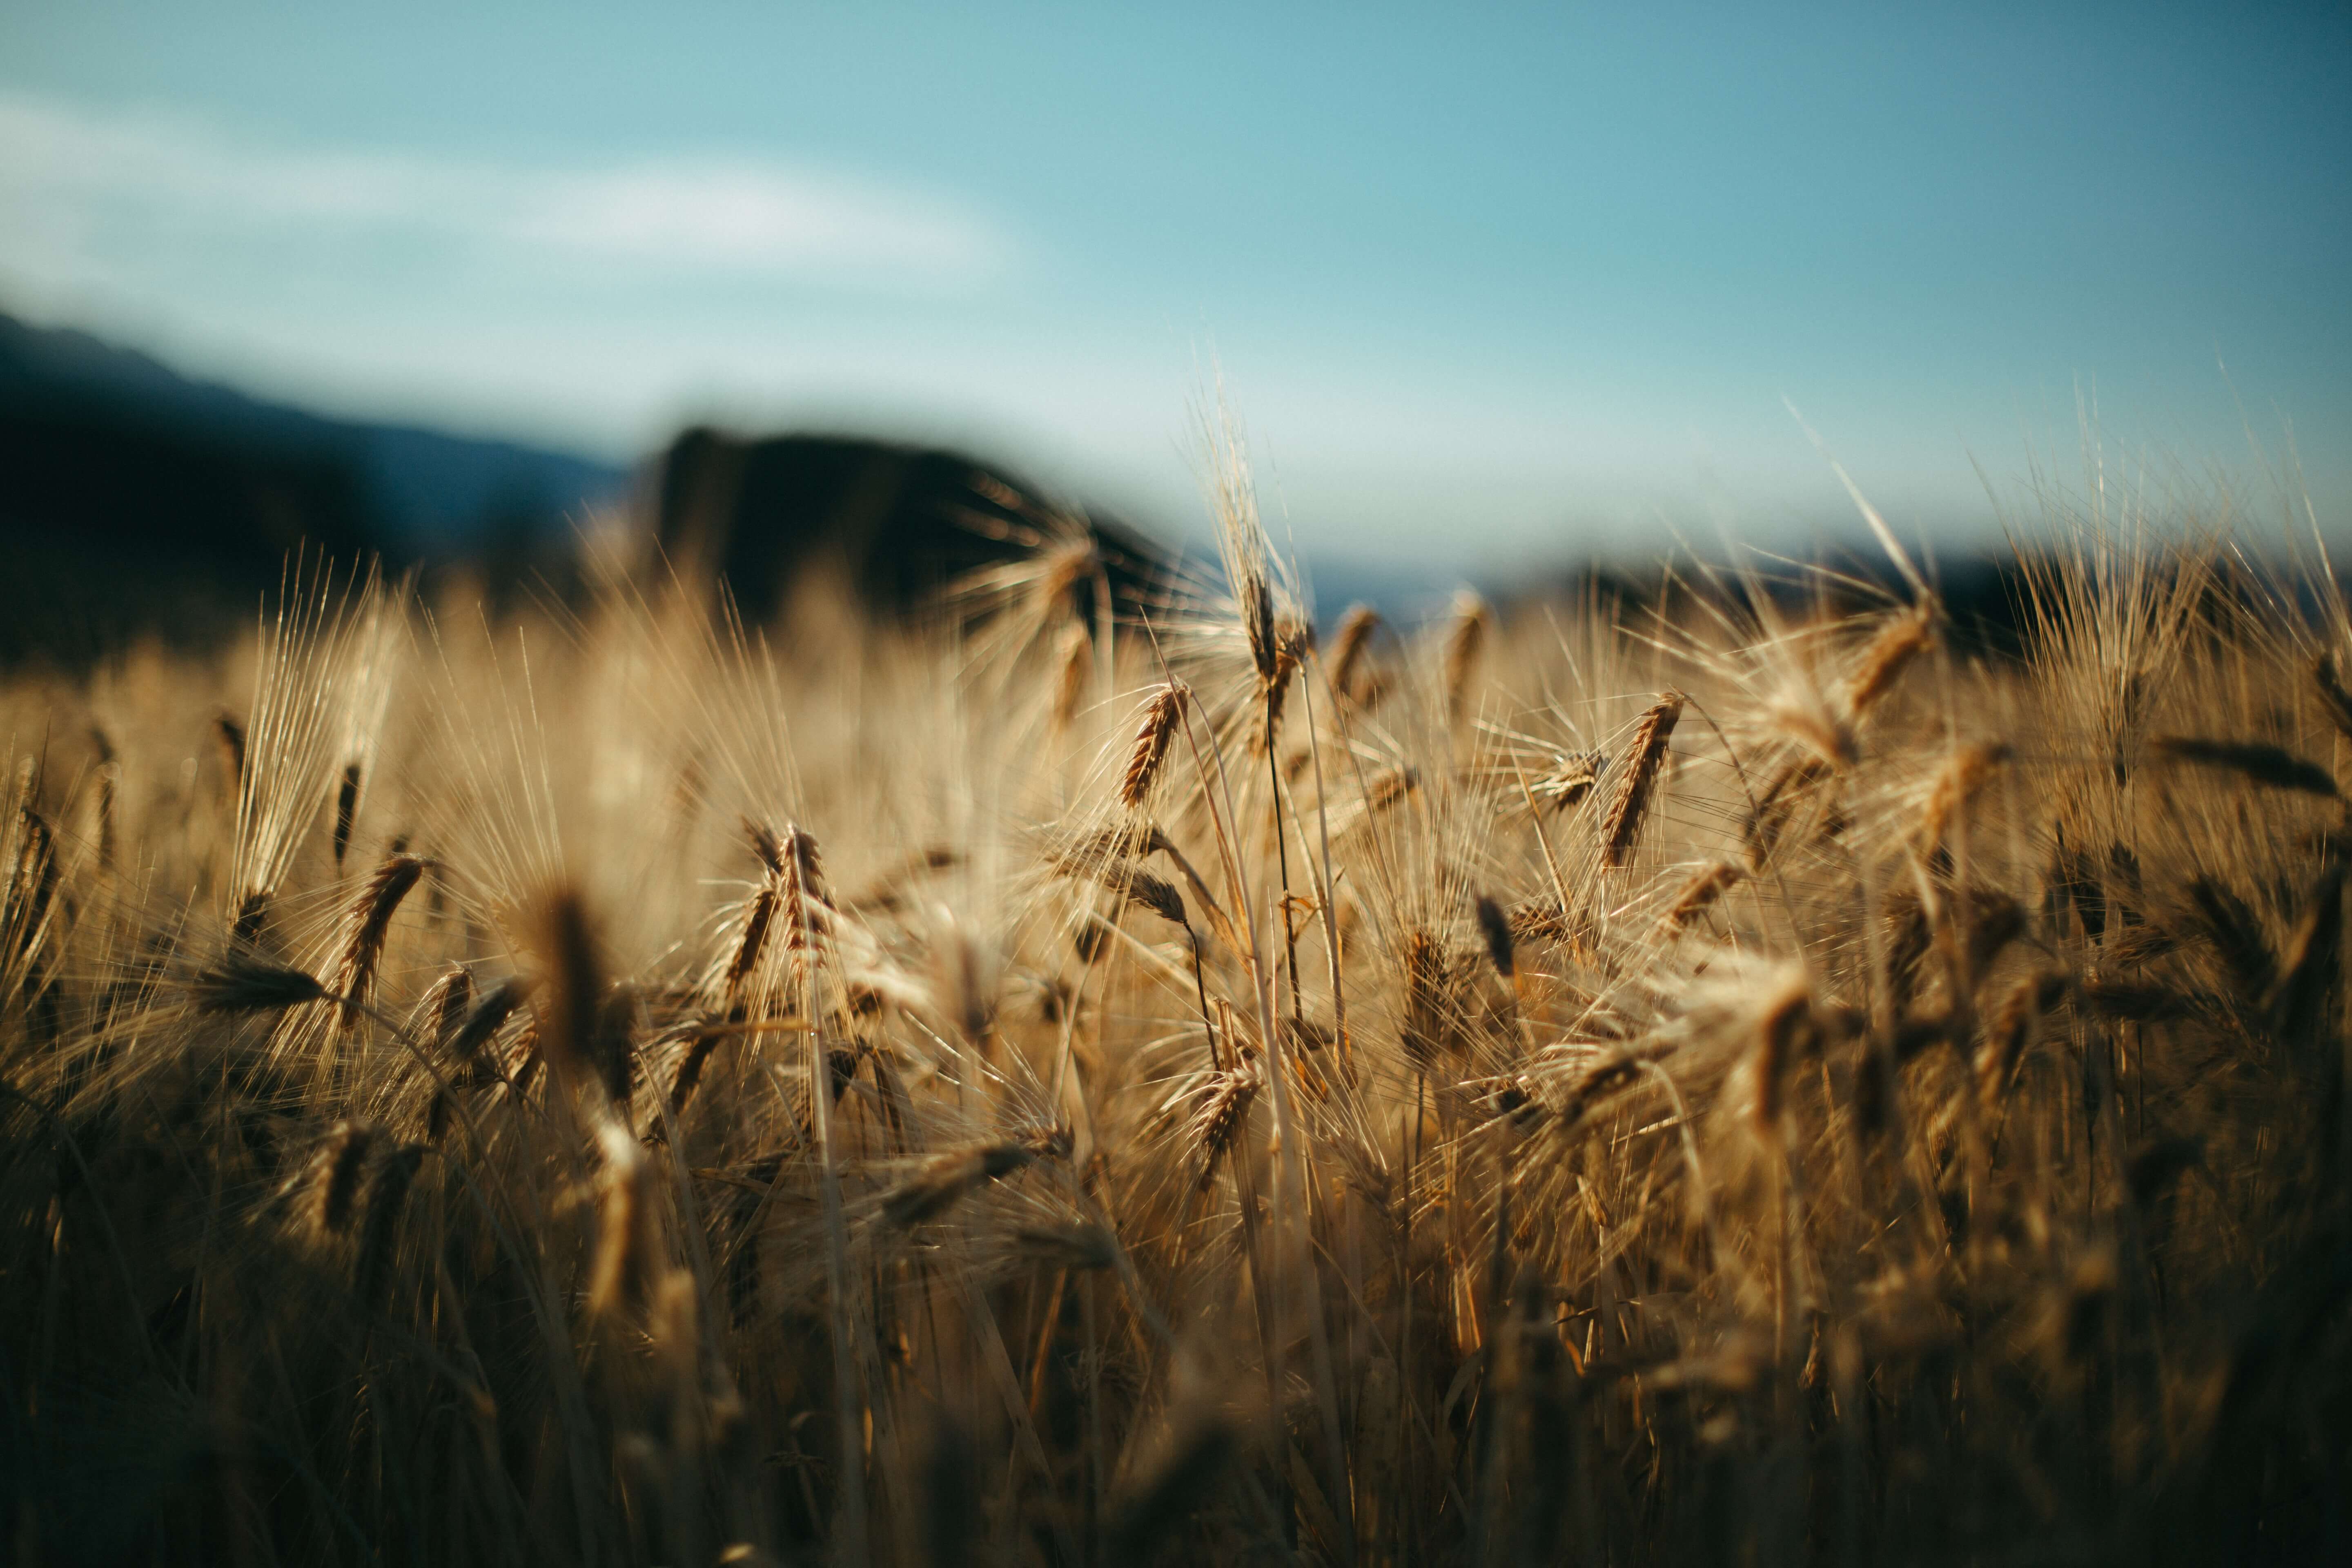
0;312;628;661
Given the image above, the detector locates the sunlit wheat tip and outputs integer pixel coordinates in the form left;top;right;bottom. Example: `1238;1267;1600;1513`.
787;824;828;900
1442;588;1492;729
445;975;531;1067
1599;691;1683;867
1191;1061;1261;1192
1325;602;1381;703
1842;604;1934;718
1918;742;2010;858
1119;682;1188;809
1242;570;1281;686
332;852;427;1031
1769;694;1857;769
1744;755;1829;869
744;817;785;876
724;880;781;999
1401;927;1450;1071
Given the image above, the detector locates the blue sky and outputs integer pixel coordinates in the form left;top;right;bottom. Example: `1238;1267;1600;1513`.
3;1;2346;570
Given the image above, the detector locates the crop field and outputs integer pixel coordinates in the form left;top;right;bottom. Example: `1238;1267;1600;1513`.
3;458;2349;1565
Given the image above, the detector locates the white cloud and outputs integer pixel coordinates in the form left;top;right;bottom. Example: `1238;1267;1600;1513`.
0;93;1012;295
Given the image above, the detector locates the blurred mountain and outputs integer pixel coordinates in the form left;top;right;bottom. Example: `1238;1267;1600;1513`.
0;311;627;661
653;425;1174;622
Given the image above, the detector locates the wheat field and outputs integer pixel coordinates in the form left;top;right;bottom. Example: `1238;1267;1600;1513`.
4;461;2350;1565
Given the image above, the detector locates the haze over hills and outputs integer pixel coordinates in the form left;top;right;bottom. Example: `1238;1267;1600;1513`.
0;310;1488;662
0;308;2069;665
0;309;630;552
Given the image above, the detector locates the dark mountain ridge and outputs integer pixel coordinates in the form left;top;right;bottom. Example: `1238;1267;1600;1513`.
0;311;628;661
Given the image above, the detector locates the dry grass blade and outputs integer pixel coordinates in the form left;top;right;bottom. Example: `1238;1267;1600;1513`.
1052;852;1190;931
354;1143;425;1303
2265;859;2347;1035
881;1141;1040;1226
1108;1420;1235;1561
1532;749;1604;812
2314;648;2352;742
308;1120;379;1236
1474;893;1515;980
2185;877;2274;996
1012;1221;1119;1272
1051;618;1092;732
1507;897;1591;952
1363;764;1419;816
533;889;602;1098
1979;970;2068;1107
586;1120;653;1318
444;976;531;1067
1660;860;1744;936
1744;755;1829;869
1769;695;1855;770
2149;736;2337;797
332;761;363;871
1751;973;1811;1128
191;951;328;1014
214;710;247;788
